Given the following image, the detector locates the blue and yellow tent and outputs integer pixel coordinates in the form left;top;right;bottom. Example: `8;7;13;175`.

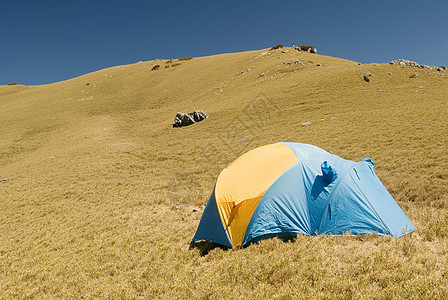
193;143;415;248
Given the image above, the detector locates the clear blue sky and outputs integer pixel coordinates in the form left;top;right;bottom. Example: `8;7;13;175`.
1;0;447;85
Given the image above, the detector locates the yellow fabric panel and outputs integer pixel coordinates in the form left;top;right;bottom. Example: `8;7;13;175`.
225;195;263;247
218;201;234;228
215;143;298;247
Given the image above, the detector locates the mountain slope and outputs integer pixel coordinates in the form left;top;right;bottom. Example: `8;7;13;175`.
1;48;447;298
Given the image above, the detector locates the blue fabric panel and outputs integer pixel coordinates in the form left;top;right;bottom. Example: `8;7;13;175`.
281;142;361;234
281;142;330;159
351;161;416;237
318;169;388;235
303;160;333;234
299;155;353;233
192;187;233;247
243;163;311;245
282;143;335;232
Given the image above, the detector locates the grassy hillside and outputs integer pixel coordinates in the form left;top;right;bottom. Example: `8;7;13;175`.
1;47;447;298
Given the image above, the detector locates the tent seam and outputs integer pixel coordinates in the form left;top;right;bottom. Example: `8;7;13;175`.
349;173;392;235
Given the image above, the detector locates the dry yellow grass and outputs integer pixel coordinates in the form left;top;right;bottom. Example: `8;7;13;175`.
1;48;447;298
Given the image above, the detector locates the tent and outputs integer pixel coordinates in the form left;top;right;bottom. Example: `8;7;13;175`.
192;142;415;248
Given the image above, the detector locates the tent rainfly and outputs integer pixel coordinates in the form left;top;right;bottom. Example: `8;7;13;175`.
193;142;415;248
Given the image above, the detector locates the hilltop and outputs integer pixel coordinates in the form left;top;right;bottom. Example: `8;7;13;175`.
1;48;447;298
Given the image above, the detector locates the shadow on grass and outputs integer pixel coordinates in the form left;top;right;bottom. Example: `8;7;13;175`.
244;232;297;247
190;233;297;256
189;241;230;256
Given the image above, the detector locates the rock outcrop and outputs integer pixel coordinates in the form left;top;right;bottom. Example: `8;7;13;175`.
173;110;209;127
389;59;430;69
296;46;317;54
270;44;283;50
